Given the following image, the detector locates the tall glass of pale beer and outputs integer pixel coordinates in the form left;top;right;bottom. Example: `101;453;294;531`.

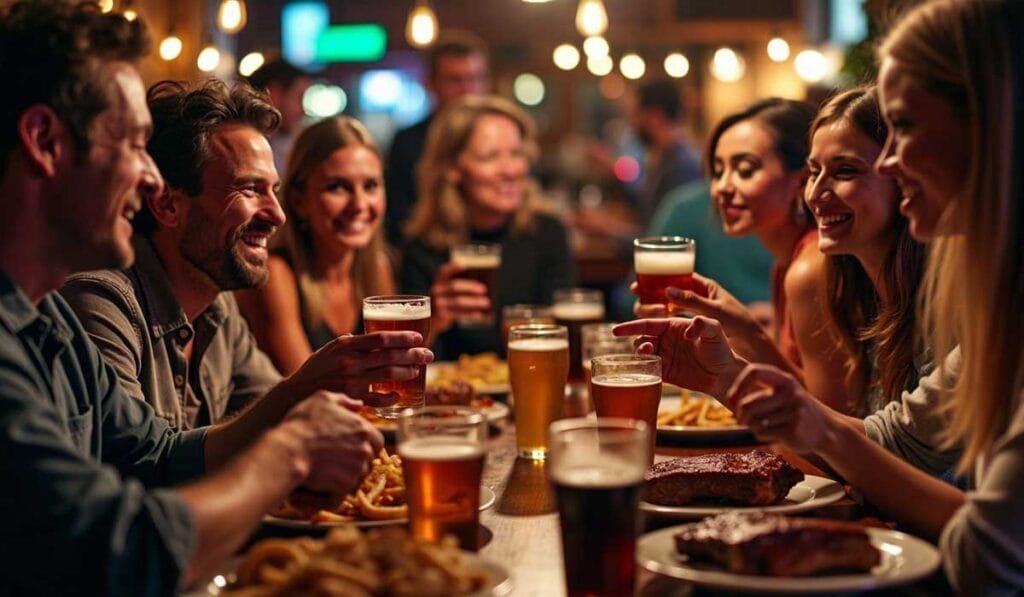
508;324;569;460
500;304;554;348
362;295;431;419
548;418;649;597
397;406;487;550
633;236;696;314
552;288;605;385
451;242;502;326
589;354;662;465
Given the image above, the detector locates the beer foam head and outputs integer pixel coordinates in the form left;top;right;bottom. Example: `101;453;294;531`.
397;437;485;461
550;458;645;487
591;373;662;387
634;251;695;275
363;302;431;320
551;302;605;321
508;337;570;352
451;253;501;269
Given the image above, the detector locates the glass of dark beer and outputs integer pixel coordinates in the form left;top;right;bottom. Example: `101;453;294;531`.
548;418;649;597
552;288;605;386
589;354;662;465
633;236;696;314
451;242;502;326
362;295;431;419
397;406;488;550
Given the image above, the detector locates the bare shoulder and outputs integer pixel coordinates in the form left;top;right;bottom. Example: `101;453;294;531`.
783;242;828;304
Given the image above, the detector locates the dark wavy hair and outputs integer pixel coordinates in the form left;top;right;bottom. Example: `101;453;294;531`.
810;86;927;412
137;79;281;236
0;0;150;176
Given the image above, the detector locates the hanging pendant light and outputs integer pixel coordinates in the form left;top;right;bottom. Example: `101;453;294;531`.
406;1;439;48
575;0;608;37
217;0;248;34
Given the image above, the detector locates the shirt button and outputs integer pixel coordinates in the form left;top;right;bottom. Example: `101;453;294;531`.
174;374;185;387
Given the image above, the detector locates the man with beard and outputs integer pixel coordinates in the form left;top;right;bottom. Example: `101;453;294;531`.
60;79;422;429
0;2;427;594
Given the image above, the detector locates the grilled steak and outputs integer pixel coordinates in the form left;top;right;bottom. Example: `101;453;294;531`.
645;451;803;506
674;511;881;576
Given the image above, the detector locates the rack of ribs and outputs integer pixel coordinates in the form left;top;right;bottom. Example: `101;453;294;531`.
645;451;804;506
673;511;881;576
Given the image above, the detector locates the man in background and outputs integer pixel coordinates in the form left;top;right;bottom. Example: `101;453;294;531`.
247;56;312;175
385;31;490;245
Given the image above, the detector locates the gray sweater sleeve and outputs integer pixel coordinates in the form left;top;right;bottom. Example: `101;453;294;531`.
863;348;962;476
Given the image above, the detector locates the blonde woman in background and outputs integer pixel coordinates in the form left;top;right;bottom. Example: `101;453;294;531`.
237;117;395;375
400;95;576;360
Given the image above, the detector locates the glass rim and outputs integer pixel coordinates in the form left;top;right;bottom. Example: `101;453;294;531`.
363;294;431;305
508;323;567;338
397;405;487;426
502;303;553;314
553;287;603;301
590;353;661;366
452;242;502;254
549;416;650;436
633;236;696;250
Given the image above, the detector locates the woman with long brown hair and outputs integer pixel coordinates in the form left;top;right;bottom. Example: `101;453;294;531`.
237;116;394;375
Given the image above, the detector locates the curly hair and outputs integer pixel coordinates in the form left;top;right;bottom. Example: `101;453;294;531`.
137;78;281;236
0;0;150;175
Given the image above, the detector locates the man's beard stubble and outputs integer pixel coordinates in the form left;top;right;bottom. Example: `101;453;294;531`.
179;209;270;291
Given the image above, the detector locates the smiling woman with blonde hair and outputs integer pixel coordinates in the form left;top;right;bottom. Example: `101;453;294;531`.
400;95;575;359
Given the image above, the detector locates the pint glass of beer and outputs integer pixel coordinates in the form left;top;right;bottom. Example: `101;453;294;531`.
548;418;649;597
451;242;502;326
552;289;605;385
633;236;696;313
501;304;554;348
397;406;487;550
508;324;570;460
362;295;431;419
581;323;636;389
589;354;662;465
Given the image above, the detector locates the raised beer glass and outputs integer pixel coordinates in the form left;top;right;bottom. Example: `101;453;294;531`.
589;354;662;465
552;288;605;385
451;242;502;326
500;304;554;348
548;418;649;597
508;324;569;460
397;406;488;550
633;236;696;314
362;295;431;419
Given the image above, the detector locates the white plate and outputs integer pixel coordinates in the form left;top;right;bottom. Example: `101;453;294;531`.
637;525;941;594
640;474;845;519
263;486;497;529
656;395;752;441
197;550;513;596
427;361;510;395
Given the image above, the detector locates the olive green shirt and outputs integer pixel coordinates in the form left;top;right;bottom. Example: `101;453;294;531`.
60;237;282;430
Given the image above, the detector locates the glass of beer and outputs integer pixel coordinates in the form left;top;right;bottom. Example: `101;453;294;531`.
508;324;569;460
581;323;636;389
552;288;605;386
397;406;487;550
362;295;431;419
633;236;696;314
501;304;554;348
589;354;662;465
451;242;502;326
548;418;649;597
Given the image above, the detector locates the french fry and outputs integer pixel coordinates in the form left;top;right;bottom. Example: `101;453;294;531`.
659;396;737;427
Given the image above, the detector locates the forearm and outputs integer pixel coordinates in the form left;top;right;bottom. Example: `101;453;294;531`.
817;418;964;539
179;424;306;586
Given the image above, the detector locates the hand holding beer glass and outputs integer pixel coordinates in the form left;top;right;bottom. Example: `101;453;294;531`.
634;236;696;314
552;288;605;385
589;354;662;465
508;324;570;460
397;406;487;550
362;295;431;419
451;242;502;327
549;418;649;597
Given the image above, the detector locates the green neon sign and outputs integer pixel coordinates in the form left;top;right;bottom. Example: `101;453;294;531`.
315;24;387;62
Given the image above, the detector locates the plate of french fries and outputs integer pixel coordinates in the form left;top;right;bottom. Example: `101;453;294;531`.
264;449;496;529
657;391;752;441
199;525;513;596
427;353;510;395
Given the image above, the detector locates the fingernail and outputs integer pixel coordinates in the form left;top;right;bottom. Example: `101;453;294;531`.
666;287;681;299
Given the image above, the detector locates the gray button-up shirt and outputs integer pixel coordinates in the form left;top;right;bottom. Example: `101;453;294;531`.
0;269;205;596
60;237;282;429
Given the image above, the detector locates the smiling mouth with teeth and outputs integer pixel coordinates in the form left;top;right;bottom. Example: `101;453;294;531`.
818;214;853;226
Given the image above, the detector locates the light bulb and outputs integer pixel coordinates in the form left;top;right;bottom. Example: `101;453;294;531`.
767;37;790;62
513;73;545;106
553;44;581;71
664;53;689;78
575;0;608;37
582;35;609;58
619;53;645;80
239;52;265;77
98;0;114;13
218;0;247;34
711;47;745;83
794;49;829;82
159;36;182;61
587;54;613;77
197;45;221;73
406;3;438;48
122;8;137;21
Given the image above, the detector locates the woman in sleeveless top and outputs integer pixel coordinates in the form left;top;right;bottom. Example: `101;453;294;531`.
237;117;394;375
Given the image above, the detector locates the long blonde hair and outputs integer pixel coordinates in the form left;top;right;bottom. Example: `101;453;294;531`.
276;116;389;328
879;0;1024;472
404;95;550;251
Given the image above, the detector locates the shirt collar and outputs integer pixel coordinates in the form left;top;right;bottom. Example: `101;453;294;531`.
0;269;73;347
